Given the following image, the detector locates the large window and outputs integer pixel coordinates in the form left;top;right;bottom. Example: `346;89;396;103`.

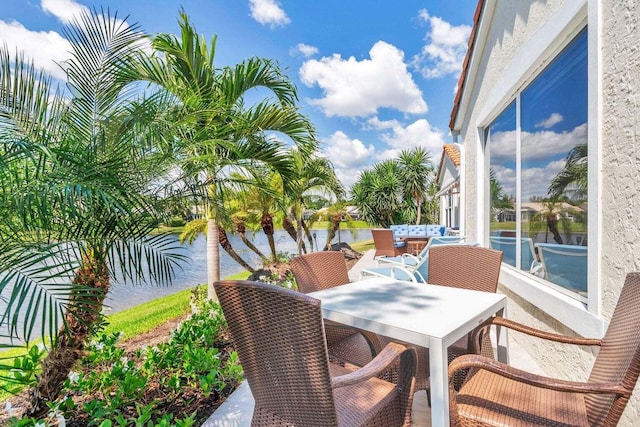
487;29;588;301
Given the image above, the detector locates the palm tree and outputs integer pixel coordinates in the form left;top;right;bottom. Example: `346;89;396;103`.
285;149;344;255
398;148;434;224
132;11;316;298
320;201;358;250
548;143;587;201
0;11;184;414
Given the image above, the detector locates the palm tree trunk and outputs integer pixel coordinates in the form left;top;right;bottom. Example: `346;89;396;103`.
261;211;277;262
28;257;109;417
301;219;313;252
218;226;256;273
235;219;268;261
282;216;297;243
325;214;341;250
207;217;220;300
415;196;423;224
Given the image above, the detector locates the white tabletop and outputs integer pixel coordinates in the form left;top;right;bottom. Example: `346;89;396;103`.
309;276;507;427
309;276;506;348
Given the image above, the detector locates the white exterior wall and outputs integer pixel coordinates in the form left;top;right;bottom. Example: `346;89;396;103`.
453;0;640;423
438;156;460;228
600;1;640;422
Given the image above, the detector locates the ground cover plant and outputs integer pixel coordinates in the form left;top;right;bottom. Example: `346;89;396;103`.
4;296;242;427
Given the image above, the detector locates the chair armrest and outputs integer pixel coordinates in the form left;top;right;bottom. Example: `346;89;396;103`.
332;342;416;389
324;323;383;356
448;354;629;396
400;253;420;265
389;266;419;282
472;316;601;354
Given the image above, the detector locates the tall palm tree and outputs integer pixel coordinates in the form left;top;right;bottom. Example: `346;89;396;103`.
132;11;316;298
398;147;434;224
0;11;183;414
285;149;343;255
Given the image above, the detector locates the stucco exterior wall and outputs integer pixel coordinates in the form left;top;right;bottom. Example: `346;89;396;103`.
600;0;640;423
458;0;562;243
456;0;640;423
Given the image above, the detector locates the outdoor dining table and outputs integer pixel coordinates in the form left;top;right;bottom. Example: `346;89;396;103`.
308;276;508;427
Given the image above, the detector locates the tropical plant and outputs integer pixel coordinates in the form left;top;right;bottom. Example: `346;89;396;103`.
132;11;316;298
398;148;434;224
318;201;358;250
0;11;185;415
284;149;344;255
351;161;404;227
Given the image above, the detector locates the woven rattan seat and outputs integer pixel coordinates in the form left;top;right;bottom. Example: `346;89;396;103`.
214;280;417;427
448;272;640;426
291;251;383;367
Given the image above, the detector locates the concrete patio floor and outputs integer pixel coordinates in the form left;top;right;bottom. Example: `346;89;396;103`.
205;249;545;426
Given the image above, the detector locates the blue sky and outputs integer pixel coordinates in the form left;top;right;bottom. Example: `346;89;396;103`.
1;0;477;189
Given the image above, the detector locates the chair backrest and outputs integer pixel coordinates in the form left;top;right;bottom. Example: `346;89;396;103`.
489;236;537;271
427;245;503;292
214;280;339;426
389;224;408;239
586;272;640;426
535;243;587;293
290;251;350;293
372;228;403;257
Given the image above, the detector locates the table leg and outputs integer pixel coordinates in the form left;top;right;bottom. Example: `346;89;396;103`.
429;338;449;426
495;307;509;363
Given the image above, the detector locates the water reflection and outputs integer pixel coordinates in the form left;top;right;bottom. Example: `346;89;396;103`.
105;228;371;312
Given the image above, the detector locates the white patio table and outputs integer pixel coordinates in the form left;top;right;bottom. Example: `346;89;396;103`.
308;276;508;427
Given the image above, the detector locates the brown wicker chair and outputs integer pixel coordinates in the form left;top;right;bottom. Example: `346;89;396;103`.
449;272;640;426
290;251;383;367
372;229;406;258
382;245;503;393
214;280;417;427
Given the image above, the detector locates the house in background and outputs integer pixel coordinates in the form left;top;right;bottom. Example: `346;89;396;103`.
450;0;640;424
435;143;461;230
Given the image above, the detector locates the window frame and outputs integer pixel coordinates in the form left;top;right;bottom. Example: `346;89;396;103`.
473;0;605;338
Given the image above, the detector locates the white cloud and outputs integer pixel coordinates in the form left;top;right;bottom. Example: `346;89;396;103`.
366;117;445;161
41;0;89;24
299;41;427;117
249;0;290;28
322;131;376;190
412;9;471;79
535;112;564;129
291;43;318;57
490;123;587;164
0;20;71;80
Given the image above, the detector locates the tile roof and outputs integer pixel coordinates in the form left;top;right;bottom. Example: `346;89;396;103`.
449;0;485;131
443;144;460;166
436;144;461;185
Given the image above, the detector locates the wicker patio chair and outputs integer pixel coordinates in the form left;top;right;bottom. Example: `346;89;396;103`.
381;245;503;393
214;280;417;427
290;251;383;367
372;228;406;258
448;272;640;426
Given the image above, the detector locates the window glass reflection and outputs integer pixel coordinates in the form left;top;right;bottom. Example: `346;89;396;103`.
486;29;588;299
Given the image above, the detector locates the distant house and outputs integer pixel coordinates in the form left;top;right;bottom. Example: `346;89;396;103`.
435;144;461;229
449;0;640;422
